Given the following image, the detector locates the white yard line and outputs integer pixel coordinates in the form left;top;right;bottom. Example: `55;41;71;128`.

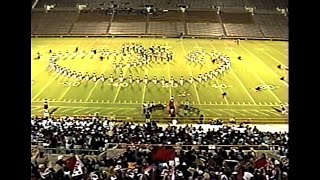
239;45;288;87
180;41;201;105
59;39;100;101
242;110;259;116
224;43;282;103
210;42;256;105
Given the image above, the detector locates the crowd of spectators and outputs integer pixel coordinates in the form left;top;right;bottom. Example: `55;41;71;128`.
31;116;288;180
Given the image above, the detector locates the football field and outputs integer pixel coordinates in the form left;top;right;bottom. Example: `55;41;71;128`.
31;37;288;123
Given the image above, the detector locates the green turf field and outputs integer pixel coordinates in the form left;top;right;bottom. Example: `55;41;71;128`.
31;37;288;122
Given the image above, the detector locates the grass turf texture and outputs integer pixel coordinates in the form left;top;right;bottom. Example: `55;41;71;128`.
31;37;288;123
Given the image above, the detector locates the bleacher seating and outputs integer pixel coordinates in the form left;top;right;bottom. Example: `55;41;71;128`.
246;0;276;10
113;13;147;22
109;22;146;35
31;11;45;34
69;22;109;35
224;23;264;37
220;12;254;24
260;25;287;39
76;11;111;22
186;11;220;23
254;13;288;26
187;23;225;36
33;11;79;35
148;22;185;35
149;10;183;22
273;0;288;9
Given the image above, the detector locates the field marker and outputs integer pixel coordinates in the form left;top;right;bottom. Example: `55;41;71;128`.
85;107;100;114
107;100;110;103
204;101;206;104
264;102;268;105
275;102;279;105
210;101;212;105
215;102;217;105
221;102;224;105
136;100;138;103
242;102;245;105
96;100;98;103
248;102;251;105
269;102;273;105
79;99;82;102
231;102;234;105
108;108;124;114
130;100;133;103
141;69;149;103
237;102;240;105
259;102;262;105
102;100;104;103
68;99;72;102
192;101;195;104
90;100;93;102
158;101;161;104
124;100;126;103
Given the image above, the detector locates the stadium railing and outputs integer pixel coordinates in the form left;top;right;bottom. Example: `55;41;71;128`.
31;115;288;124
31;144;283;160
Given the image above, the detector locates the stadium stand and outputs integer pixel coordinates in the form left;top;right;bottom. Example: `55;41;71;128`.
220;12;254;24
109;11;147;35
33;11;79;35
185;11;220;23
253;13;288;38
187;23;225;36
148;22;185;35
246;0;276;10
224;23;264;37
69;11;111;35
31;118;288;179
31;11;45;34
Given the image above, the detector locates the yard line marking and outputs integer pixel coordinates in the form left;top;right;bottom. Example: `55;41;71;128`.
239;45;288;87
264;102;268;105
181;41;201;105
229;110;246;116
124;100;126;103
60;108;75;113
119;108;137;114
269;102;273;105
219;109;234;116
141;69;149;103
253;110;270;116
31;73;62;101
206;109;222;116
262;110;282;116
108;108;124;114
107;100;110;103
224;43;283;103
85;107;101;114
167;42;172;98
261;50;288;68
237;102;240;105
204;101;206;104
231;102;234;105
57;39;100;101
31;107;42;111
259;102;262;105
248;102;251;105
72;107;86;114
242;110;259;116
210;42;255;105
260;42;288;58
